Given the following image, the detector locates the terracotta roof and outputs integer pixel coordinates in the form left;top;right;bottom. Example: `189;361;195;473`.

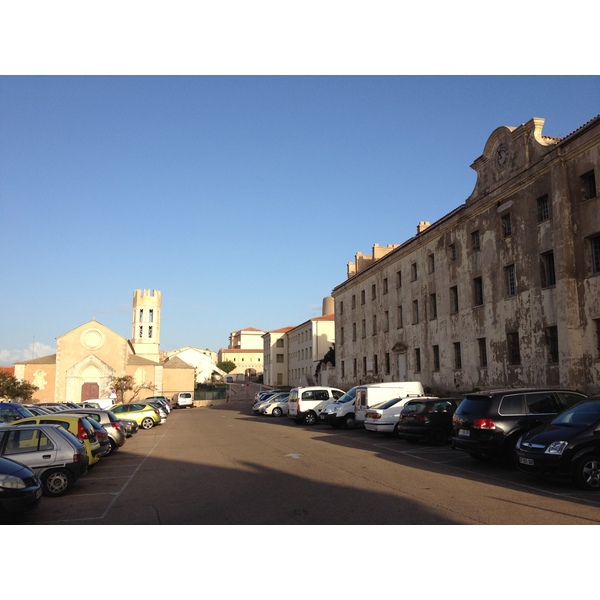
220;348;263;353
266;326;295;334
312;314;335;321
0;366;15;376
163;355;194;369
127;355;159;366
13;354;57;365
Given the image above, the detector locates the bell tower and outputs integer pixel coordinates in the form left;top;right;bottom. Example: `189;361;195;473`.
131;289;161;362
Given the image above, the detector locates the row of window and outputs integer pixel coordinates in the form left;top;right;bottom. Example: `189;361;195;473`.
341;234;600;326
340;327;559;378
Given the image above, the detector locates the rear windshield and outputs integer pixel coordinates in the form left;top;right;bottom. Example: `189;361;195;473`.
402;402;426;414
454;397;494;416
378;397;404;409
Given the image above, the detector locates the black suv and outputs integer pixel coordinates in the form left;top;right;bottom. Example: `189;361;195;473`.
397;398;462;446
451;388;587;462
515;397;600;490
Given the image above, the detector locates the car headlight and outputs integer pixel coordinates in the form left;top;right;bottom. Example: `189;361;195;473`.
545;441;568;455
515;436;522;450
0;474;26;490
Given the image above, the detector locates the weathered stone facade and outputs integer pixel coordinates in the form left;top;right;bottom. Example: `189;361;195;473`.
333;116;600;395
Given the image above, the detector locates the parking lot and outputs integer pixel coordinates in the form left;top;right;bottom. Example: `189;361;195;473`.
22;400;600;525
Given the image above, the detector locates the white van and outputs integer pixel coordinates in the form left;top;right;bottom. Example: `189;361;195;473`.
288;386;345;425
172;392;194;409
320;382;424;429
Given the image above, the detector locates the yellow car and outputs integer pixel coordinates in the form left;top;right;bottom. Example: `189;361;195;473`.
10;414;104;466
110;403;162;430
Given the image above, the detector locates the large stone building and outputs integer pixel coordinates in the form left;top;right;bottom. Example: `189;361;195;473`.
333;116;600;395
14;289;195;403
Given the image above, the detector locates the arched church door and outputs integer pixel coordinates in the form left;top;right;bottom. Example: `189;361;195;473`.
81;382;99;401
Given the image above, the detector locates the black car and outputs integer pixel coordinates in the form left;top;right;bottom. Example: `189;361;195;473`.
397;398;462;445
0;455;42;522
451;388;587;462
515;397;600;490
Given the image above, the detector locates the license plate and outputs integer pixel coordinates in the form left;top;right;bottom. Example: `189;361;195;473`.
519;457;534;466
458;429;470;437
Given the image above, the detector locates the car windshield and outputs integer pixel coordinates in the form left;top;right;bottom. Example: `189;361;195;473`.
552;401;600;427
335;388;358;404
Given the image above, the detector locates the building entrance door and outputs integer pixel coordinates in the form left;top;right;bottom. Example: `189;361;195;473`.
81;382;99;401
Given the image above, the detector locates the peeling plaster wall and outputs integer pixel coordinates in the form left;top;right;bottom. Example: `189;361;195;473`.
333;116;600;395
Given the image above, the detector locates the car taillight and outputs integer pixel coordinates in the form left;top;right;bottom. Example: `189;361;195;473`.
111;422;122;431
73;453;85;462
77;421;89;439
472;418;496;429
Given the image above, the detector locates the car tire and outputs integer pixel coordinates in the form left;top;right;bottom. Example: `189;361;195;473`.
304;411;317;426
392;423;400;438
272;407;283;417
575;455;600;491
41;468;73;497
141;417;154;430
106;438;117;455
428;428;447;446
344;414;357;430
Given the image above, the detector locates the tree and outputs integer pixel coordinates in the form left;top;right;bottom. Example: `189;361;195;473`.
315;345;335;381
109;375;156;404
216;360;236;374
0;372;38;402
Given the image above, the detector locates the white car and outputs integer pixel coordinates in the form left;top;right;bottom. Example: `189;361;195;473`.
261;394;290;417
364;396;438;434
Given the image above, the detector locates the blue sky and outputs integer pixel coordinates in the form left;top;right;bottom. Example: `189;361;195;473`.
1;75;598;363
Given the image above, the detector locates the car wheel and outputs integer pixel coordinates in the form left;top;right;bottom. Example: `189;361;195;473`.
42;468;73;497
141;417;154;430
344;414;357;429
428;428;447;446
575;455;600;490
107;438;117;455
392;423;400;438
304;411;317;426
272;407;283;417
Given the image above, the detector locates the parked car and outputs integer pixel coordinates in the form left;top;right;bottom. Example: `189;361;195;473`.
146;402;168;422
288;386;346;425
145;396;172;413
355;382;425;426
515;397;600;490
0;455;43;520
110;403;162;429
0;402;34;423
397;398;462;445
22;405;54;416
364;396;437;435
80;399;115;411
119;418;139;437
171;392;194;409
451;388;587;462
0;423;89;497
81;418;111;457
261;394;290;417
63;409;127;454
252;392;286;414
10;414;103;466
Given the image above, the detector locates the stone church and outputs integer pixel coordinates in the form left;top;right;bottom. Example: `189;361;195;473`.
14;289;195;404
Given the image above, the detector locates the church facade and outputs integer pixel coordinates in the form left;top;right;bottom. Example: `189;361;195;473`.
14;289;195;404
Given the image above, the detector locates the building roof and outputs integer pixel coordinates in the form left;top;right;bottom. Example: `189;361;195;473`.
0;366;15;376
163;355;195;369
127;355;160;366
220;348;264;353
13;354;57;365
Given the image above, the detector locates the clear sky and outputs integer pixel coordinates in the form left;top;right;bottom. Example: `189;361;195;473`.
1;75;599;363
